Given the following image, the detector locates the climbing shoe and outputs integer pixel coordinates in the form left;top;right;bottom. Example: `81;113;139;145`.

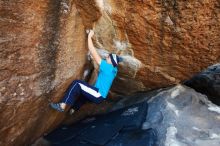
50;103;64;112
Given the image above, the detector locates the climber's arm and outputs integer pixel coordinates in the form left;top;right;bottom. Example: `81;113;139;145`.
88;30;102;65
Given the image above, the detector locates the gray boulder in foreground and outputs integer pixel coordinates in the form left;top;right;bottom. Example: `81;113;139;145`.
114;84;220;146
143;85;220;146
42;85;220;146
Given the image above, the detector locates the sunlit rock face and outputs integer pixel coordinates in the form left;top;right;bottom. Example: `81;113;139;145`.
93;0;220;94
0;0;220;145
0;0;87;145
113;85;220;146
185;63;220;106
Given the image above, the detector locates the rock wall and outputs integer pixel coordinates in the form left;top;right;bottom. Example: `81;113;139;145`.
0;0;88;145
0;0;219;145
93;0;220;94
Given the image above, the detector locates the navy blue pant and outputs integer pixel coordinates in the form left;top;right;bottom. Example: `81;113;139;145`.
61;80;104;108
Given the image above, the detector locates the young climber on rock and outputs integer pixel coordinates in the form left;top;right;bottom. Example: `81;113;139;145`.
50;30;122;113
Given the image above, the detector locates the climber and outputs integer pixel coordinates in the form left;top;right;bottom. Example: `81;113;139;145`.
50;30;123;113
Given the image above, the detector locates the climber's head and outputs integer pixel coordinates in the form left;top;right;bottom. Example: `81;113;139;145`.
106;53;123;67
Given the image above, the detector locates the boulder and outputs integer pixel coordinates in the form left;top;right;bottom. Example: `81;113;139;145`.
0;0;219;145
185;63;220;105
114;85;220;146
39;85;220;146
0;0;88;145
93;0;220;93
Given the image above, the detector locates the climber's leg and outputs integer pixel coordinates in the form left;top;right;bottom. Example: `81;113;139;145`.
50;80;104;112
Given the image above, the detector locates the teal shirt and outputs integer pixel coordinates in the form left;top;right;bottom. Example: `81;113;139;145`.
94;59;118;98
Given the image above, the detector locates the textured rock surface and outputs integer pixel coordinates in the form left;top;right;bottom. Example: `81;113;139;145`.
185;63;220;105
0;0;220;145
0;0;88;145
93;0;220;93
113;85;220;146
